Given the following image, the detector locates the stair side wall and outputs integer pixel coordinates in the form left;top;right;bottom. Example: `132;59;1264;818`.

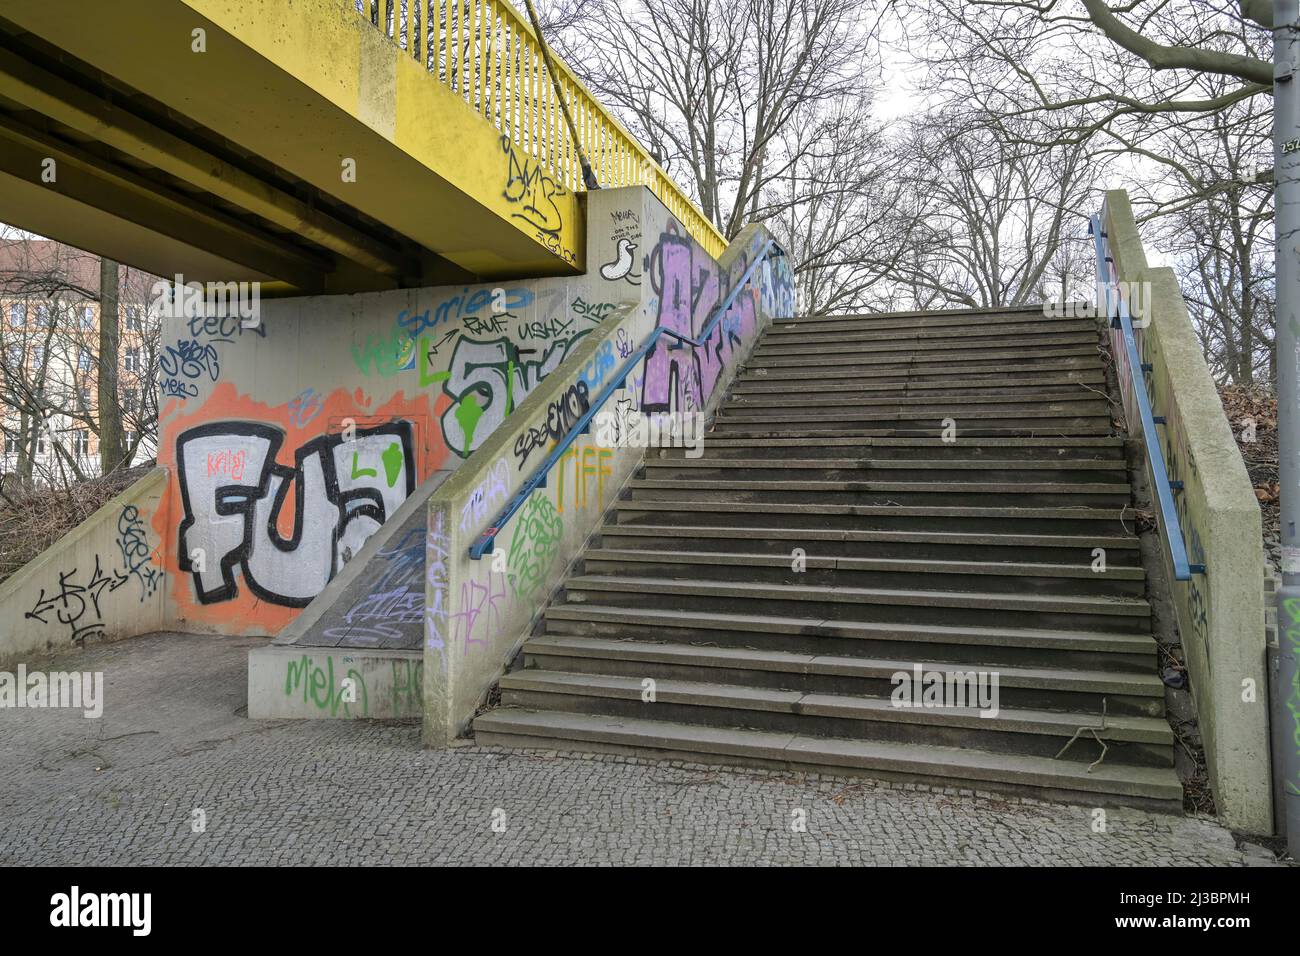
1104;188;1272;834
422;185;794;746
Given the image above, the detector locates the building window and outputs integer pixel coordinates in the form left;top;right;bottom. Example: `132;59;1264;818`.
35;304;51;327
81;305;95;330
126;306;143;332
8;303;24;328
7;344;22;368
79;387;91;409
124;346;140;373
31;345;44;368
4;434;16;455
78;348;93;372
123;388;138;412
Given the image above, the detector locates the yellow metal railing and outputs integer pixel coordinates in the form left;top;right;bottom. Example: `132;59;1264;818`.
357;0;727;258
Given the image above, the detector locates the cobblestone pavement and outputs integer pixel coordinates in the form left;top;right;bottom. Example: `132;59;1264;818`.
0;633;1288;866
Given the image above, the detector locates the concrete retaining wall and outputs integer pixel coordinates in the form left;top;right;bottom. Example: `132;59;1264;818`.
0;468;168;668
248;645;423;720
153;222;630;637
421;185;795;746
1103;189;1273;834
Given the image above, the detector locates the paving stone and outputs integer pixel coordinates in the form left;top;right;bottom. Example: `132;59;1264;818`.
0;632;1288;866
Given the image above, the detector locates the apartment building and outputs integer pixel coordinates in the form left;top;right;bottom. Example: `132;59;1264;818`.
0;239;158;486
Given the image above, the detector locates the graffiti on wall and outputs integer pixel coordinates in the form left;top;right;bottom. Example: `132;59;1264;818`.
513;381;590;469
176;421;416;608
641;229;758;414
321;526;426;647
24;501;162;644
161;314;266;401
24;556;128;645
116;504;162;601
433;334;591;458
500;134;575;265
283;653;368;717
506;492;564;600
425;510;449;664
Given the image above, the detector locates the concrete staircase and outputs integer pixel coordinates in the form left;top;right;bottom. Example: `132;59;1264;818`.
474;305;1183;810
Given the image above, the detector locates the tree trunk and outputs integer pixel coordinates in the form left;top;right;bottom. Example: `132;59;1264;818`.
98;257;126;475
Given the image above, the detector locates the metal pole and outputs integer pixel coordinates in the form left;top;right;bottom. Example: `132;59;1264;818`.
1272;0;1300;856
521;0;600;191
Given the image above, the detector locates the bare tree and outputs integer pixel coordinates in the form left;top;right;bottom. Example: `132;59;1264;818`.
881;111;1098;310
0;231;160;492
552;0;879;239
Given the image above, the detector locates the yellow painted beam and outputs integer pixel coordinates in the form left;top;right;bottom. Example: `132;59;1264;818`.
1;0;583;279
0;48;419;283
0;113;328;289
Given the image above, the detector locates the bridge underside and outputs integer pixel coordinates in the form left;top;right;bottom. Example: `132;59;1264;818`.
0;0;582;294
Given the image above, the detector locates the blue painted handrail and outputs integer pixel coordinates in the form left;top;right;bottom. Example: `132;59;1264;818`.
468;238;782;559
1089;213;1204;581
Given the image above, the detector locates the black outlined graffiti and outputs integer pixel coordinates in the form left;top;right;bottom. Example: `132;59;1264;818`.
599;237;641;285
176;421;416;607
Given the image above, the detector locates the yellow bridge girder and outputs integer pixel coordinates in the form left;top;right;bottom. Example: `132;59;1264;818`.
0;0;584;292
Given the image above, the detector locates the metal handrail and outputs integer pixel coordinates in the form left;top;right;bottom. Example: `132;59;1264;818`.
1089;213;1205;581
355;0;727;258
468;238;781;559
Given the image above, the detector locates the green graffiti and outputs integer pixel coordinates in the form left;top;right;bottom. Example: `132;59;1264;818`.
454;391;485;450
352;329;415;378
350;451;377;479
507;492;564;599
283;655;368;717
382;442;403;488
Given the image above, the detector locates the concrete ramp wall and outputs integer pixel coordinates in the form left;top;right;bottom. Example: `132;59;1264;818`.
0;469;168;668
247;468;452;719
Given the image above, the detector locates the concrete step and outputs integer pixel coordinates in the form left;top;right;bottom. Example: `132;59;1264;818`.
763;317;1099;341
542;604;1159;672
516;643;1165;705
580;548;1145;597
623;478;1132;509
560;575;1151;635
736;362;1103;385
712;405;1113;425
720;405;1114;426
471;709;1184;809
706;422;1117;439
652;436;1126;461
611;499;1139;535
767;305;1060;331
642;457;1130;484
727;391;1110;412
752;330;1099;357
595;524;1143;567
747;346;1100;371
498;667;1172;762
731;378;1107;400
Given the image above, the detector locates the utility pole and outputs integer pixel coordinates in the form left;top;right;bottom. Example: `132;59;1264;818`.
1272;0;1300;857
